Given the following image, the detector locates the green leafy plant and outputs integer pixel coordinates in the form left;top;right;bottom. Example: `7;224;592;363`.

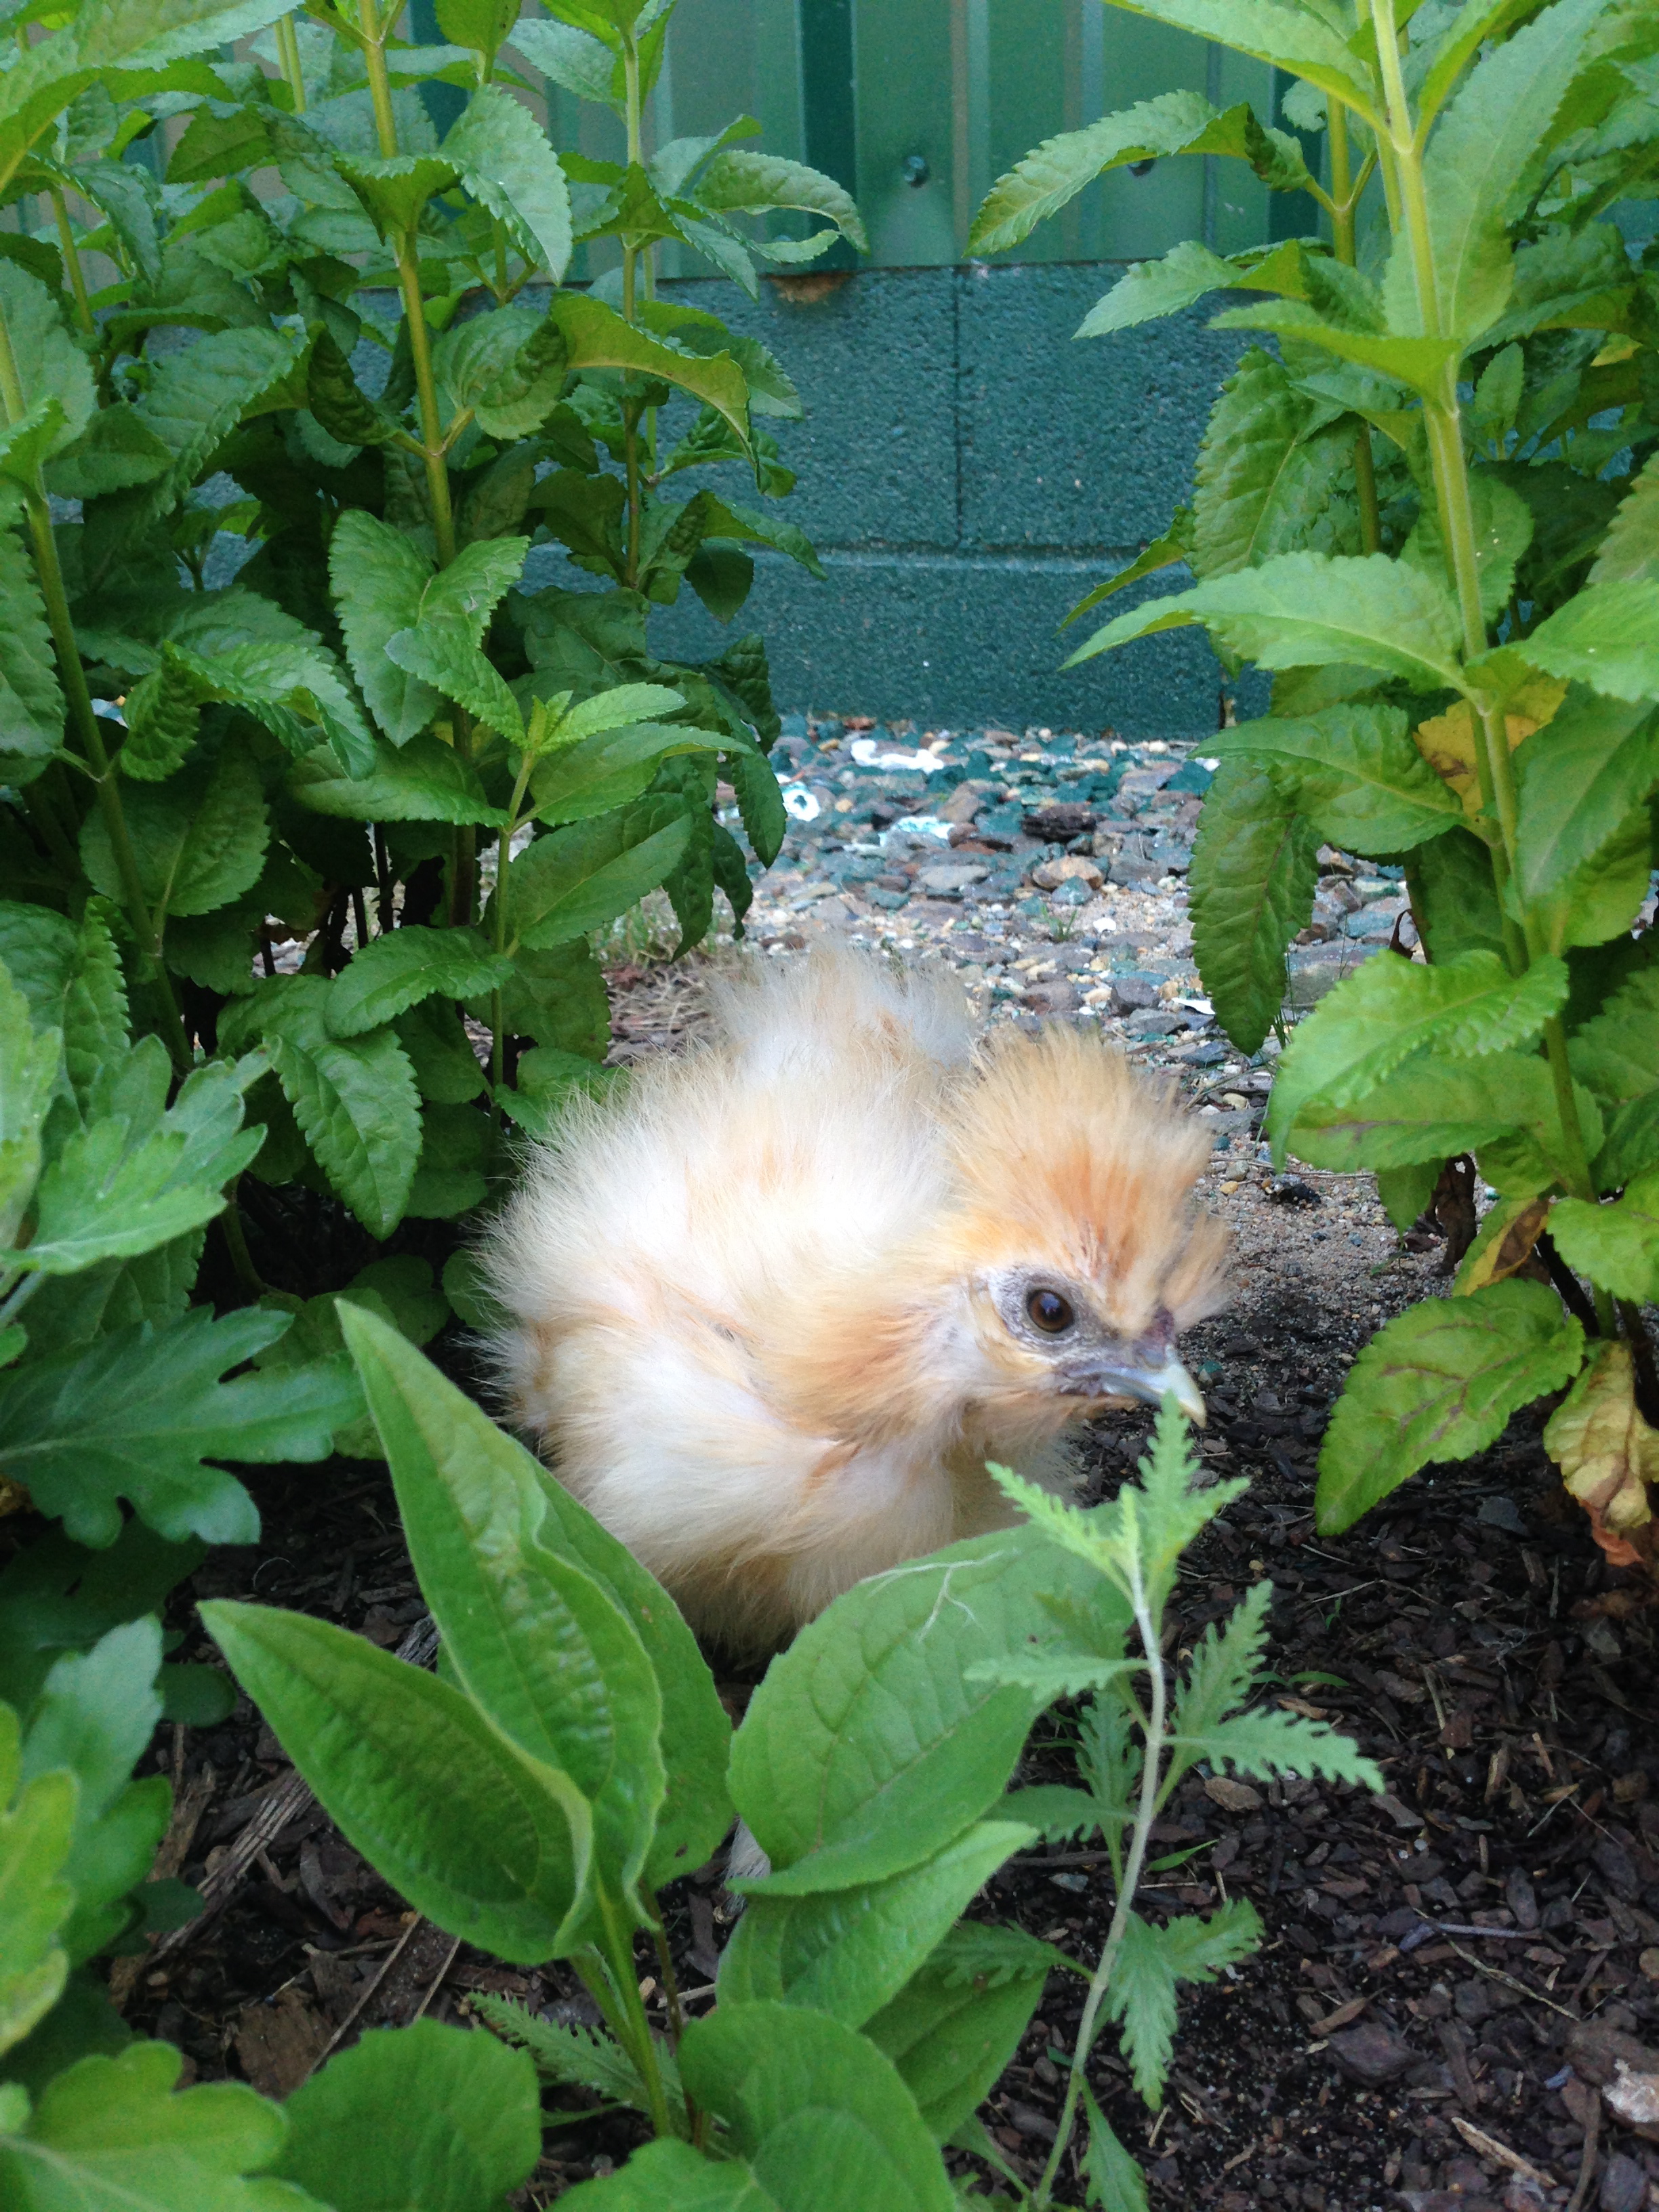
971;0;1659;1557
0;0;857;2172
201;1318;1373;2205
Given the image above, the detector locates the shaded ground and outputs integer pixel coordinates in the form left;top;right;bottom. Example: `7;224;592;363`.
99;714;1659;2209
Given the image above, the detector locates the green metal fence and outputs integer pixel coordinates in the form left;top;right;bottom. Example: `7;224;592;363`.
533;0;1322;277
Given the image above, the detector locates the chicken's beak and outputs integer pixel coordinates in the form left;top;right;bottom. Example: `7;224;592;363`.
1059;1349;1207;1425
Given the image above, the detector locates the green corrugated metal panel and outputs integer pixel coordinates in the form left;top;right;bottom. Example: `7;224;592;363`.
649;0;1294;270
511;0;1314;276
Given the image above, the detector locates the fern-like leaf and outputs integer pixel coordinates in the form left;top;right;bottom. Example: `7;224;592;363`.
1103;1902;1263;2106
472;1994;659;2111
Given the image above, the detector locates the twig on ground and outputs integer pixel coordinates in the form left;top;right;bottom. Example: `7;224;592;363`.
155;1616;437;1959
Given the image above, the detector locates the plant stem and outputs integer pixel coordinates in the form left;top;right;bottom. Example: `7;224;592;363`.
274;11;308;112
1034;1574;1167;2209
490;753;535;1088
218;1189;265;1296
359;0;456;567
620;34;645;585
1370;0;1605;1223
50;190;95;337
1325;102;1380;554
0;295;191;1075
649;1909;687;2049
596;1893;675;2139
374;824;394;931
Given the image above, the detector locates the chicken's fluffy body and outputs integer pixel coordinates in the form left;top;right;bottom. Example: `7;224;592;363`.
486;953;1229;1650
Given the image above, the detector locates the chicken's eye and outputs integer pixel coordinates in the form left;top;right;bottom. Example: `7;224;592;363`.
1026;1288;1075;1334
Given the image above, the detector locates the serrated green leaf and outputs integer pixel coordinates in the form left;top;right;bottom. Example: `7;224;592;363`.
0;2039;285;2209
552;292;750;457
0;1305;356;1548
994;1403;1242;1619
1549;1170;1659;1303
336;151;460;239
0;262;93;459
1404;472;1534;624
865;1921;1052;2144
1591;449;1659;587
493;806;696;951
129;325;306;511
693;150;866;252
1213;702;1465;855
1385;0;1612;345
680;2002;954;2212
1283;1048;1563;1175
1213;298;1461;399
529;722;717;825
1105;1902;1263;2106
395;998;487;1105
163;637;375;777
1063;512;1193;625
1082;2084;1149;2212
506;14;622;106
556;682;686;741
1267;949;1571;1153
1067;550;1465;691
21;1617;167;1964
328;509;441;746
1315;1280;1584;1532
480;937;609;1054
325;924;513;1038
119;654;205;782
1406;824;1508;966
731;1526;1119;1895
382;535;530;743
272;2020;541;2212
287;734;504;825
384;627;524;745
79;747;268;922
0;1738;74;2061
1191;350;1335;583
1520;580;1659;703
9;1038;262;1276
444;84;573;283
971;92;1233;255
0;957;58;1252
445;82;575;283
1512;688;1659;918
202;1598;592;1965
722;1820;1033;2028
1002;1782;1105;1843
0;498;62;767
1570;966;1659;1187
251;977;422;1238
970;1651;1143;1702
1189;759;1319;1054
1100;233;1312;343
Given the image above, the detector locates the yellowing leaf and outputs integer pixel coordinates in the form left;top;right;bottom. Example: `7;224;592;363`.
1543;1341;1658;1568
1454;1194;1551;1293
1412;676;1565;819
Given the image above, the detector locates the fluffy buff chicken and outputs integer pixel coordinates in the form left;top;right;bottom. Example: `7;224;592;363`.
485;952;1229;1650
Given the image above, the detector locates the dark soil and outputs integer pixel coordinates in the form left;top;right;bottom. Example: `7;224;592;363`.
106;959;1659;2212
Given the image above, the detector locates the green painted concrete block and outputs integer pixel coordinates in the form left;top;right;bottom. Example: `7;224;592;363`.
956;264;1254;551
642;262;1257;732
